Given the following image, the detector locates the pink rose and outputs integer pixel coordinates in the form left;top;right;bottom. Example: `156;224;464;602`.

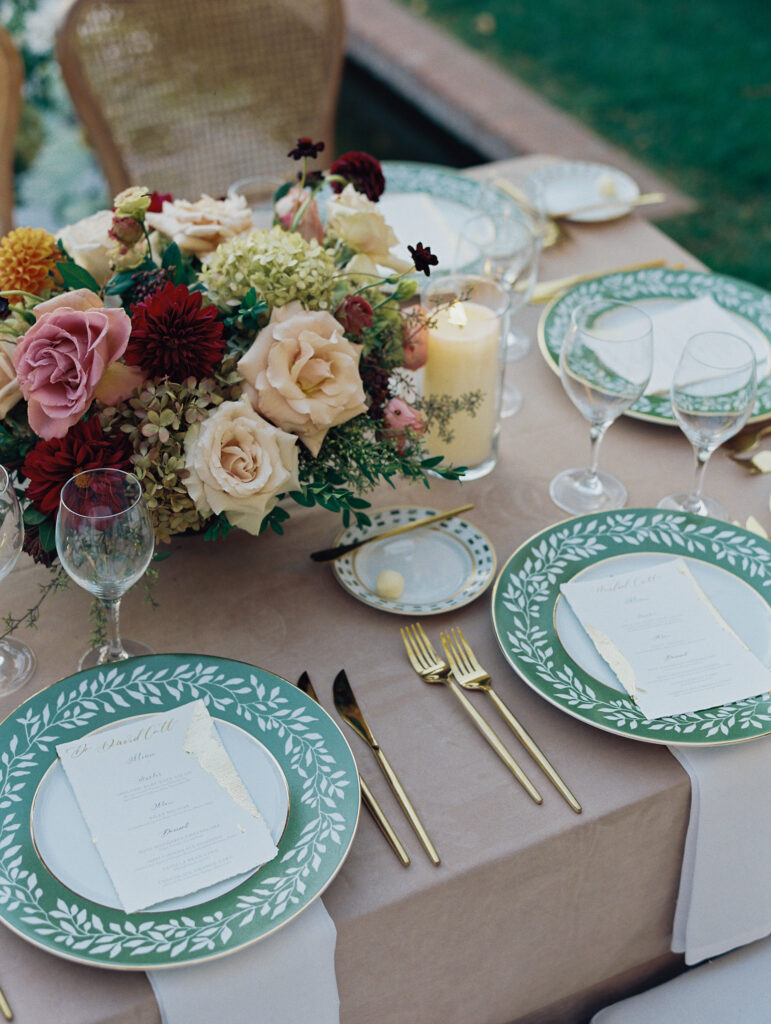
13;303;132;439
237;301;367;456
275;185;324;244
382;397;426;453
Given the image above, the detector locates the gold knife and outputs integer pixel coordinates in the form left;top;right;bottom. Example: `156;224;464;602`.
310;504;474;562
531;259;668;304
333;670;440;866
0;982;12;1021
297;672;410;867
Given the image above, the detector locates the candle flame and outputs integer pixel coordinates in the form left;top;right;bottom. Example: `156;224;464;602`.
447;300;467;327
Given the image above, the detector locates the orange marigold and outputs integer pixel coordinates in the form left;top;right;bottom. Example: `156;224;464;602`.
0;227;59;300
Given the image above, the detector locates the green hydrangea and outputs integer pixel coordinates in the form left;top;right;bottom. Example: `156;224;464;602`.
201;226;337;312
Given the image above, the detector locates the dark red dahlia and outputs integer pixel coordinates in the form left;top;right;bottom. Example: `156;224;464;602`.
126;282;225;381
408;242;439;276
22;524;57;567
21;418;134;516
335;294;374;338
329;151;385;202
288;138;325;160
148;191;173;213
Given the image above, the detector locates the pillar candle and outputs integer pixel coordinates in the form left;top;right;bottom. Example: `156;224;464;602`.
422;299;502;468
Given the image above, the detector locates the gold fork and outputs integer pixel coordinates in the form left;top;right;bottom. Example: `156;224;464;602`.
401;623;542;804
442;628;582;814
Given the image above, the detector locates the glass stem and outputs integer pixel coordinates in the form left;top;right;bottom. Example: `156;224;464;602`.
584;422;609;486
101;598;127;662
690;447;713;508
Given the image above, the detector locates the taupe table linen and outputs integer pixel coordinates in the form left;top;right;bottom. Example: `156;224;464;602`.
2;158;767;1024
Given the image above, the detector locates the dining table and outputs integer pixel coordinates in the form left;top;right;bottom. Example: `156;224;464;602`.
1;154;768;1024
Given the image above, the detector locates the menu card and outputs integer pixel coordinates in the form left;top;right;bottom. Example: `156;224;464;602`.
57;700;278;913
560;558;771;719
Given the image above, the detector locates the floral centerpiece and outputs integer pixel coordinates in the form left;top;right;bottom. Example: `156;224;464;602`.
0;140;476;605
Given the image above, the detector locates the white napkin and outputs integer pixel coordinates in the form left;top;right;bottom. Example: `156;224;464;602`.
669;738;771;965
378;192;463;267
646;295;768;395
592;934;771;1023
148;899;340;1024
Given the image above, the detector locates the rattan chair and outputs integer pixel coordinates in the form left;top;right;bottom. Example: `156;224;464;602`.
56;0;345;201
0;28;23;237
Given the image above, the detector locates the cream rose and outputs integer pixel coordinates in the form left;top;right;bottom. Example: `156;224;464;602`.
237;301;368;456
0;341;21;419
146;194;254;258
58;209;114;286
325;184;411;273
183;397;299;535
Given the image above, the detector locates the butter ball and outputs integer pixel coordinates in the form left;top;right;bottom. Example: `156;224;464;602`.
375;569;405;600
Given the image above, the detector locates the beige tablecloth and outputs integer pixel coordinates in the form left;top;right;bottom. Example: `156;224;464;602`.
2;158;768;1024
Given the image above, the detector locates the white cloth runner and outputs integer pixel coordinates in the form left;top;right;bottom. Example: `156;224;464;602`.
592;934;771;1023
669;738;771;965
148;899;340;1024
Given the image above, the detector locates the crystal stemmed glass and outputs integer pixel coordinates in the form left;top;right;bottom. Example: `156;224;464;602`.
0;465;37;694
56;469;155;670
550;298;653;514
454;206;539;416
658;331;757;519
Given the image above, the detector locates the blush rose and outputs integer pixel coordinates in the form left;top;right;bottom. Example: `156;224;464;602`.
237;301;368;456
183;397;300;535
13;294;133;440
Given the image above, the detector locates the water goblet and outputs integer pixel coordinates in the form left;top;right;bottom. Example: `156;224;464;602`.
658;331;757;519
454;205;539;416
56;469;155;670
0;465;37;695
549;298;653;515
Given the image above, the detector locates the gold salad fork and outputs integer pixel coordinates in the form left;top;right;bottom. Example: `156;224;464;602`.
442;628;582;814
401;623;542;804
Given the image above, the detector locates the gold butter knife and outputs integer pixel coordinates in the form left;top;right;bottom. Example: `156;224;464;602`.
297;672;410;867
531;259;668;304
333;670;440;866
0;982;12;1021
310;504;474;562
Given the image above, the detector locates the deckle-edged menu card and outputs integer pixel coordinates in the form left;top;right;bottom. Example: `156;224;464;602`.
57;699;277;913
560;558;771;719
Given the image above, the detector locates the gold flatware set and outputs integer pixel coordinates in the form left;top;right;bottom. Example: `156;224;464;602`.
296;618;581;867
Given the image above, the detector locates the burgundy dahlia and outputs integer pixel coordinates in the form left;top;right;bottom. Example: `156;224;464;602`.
21;417;134;516
148;191;173;213
329;151;385;202
127;281;225;381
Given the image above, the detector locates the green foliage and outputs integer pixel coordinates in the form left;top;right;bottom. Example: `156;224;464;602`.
56;258;102;294
398;0;770;286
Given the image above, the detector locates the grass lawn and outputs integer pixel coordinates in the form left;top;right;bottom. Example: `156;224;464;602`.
397;0;770;287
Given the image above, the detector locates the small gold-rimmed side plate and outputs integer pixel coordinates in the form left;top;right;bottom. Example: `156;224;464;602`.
332;506;496;615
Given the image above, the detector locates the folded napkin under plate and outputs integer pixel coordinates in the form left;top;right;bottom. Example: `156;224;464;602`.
149;899;339;1024
669;737;771;965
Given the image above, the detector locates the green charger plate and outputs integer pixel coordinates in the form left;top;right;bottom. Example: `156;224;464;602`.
492;510;771;745
537;267;771;424
0;655;359;968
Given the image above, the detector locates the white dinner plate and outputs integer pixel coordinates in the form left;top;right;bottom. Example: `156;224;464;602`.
332;506;496;615
525;160;640;222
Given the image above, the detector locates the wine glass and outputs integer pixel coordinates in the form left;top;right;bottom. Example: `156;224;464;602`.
454;205;539;416
56;469;155;670
0;465;37;695
550;298;653;514
658;331;757;519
